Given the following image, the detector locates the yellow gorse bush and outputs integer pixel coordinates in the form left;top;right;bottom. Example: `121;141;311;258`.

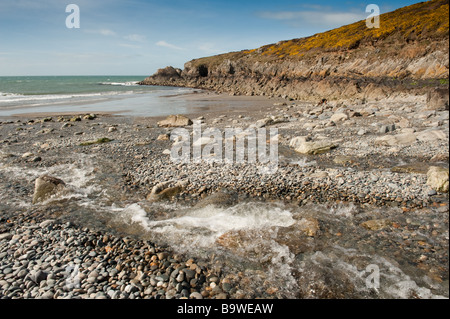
258;0;449;57
187;0;448;70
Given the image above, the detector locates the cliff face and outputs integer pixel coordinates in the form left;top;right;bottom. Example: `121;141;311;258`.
140;0;449;102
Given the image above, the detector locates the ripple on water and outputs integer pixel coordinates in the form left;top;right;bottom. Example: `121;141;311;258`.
110;200;448;299
1;154;447;299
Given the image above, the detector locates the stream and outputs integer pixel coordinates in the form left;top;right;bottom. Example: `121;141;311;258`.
0;152;448;299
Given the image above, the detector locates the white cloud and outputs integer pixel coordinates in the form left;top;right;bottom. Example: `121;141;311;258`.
98;29;116;36
0;0;64;10
258;9;366;28
84;29;117;36
156;41;184;50
124;34;146;42
119;43;142;49
299;4;333;11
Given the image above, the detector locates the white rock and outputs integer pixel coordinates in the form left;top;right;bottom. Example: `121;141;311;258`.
151;181;171;195
289;136;311;149
330;112;349;123
415;129;447;142
157;115;193;127
401;128;416;134
252;118;273;128
39;220;55;228
427;166;449;193
189;292;203;299
375;133;417;146
293;140;338;155
32;175;66;204
0;233;12;241
357;129;367;136
157;134;169;141
193;137;215;147
309;171;329;178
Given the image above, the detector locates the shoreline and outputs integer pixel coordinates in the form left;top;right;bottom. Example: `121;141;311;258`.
0;92;448;299
0;90;290;121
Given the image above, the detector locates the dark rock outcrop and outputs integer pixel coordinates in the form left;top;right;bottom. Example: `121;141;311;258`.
148;66;182;83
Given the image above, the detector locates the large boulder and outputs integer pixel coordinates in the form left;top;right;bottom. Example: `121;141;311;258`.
426;87;449;111
251;117;274;129
330;112;349;123
415;129;447;143
147;180;188;202
291;138;338;155
289;136;311;149
32;175;66;204
157;115;193;127
147;186;183;202
374;133;417;146
426;166;449;193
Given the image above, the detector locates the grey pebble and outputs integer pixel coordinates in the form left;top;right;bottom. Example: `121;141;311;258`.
428;189;438;196
189;292;203;299
3;268;13;275
39;291;55;299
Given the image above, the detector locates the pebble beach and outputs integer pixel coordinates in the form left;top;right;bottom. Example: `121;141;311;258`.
0;91;448;299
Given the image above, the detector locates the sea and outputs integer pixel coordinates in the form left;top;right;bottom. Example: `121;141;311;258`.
0;76;198;118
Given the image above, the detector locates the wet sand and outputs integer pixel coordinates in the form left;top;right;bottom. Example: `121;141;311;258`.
1;91;290;122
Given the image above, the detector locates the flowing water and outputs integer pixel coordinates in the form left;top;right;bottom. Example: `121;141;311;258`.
1;152;448;299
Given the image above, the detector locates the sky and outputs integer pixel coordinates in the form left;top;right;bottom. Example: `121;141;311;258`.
0;0;423;76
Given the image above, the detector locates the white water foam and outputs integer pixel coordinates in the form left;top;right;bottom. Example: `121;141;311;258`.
0;92;23;98
290;158;317;167
0;92;104;104
112;201;299;297
302;245;448;299
99;81;139;86
0;155;99;207
326;202;358;218
117;202;296;248
0;91;141;110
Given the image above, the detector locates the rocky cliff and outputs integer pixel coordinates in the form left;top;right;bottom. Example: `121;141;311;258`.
140;0;449;103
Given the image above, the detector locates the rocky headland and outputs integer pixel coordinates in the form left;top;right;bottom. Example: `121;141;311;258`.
139;0;449;104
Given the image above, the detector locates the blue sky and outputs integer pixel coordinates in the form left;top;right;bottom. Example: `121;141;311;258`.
0;0;422;76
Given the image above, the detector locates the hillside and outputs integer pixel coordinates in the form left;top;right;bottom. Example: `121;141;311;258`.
140;0;449;102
